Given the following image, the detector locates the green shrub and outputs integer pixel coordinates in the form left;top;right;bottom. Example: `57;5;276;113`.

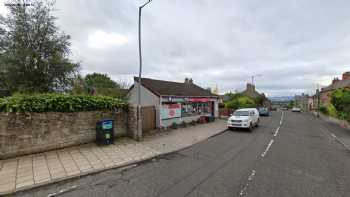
326;104;338;118
190;120;197;125
225;96;256;109
0;94;128;113
319;106;328;114
171;122;178;129
331;89;350;121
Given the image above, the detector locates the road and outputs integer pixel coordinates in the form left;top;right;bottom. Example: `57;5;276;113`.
12;111;350;197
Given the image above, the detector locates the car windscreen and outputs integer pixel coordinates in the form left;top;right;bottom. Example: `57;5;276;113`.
233;111;249;116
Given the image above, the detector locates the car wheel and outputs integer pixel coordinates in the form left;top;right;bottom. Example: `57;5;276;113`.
255;119;259;127
248;123;253;132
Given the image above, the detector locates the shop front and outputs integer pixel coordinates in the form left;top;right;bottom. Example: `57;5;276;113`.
160;96;217;127
129;77;219;130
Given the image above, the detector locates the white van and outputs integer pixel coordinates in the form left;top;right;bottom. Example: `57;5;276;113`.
227;108;260;131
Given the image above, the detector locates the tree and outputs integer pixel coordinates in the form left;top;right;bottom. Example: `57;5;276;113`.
224;92;256;109
84;73;121;97
71;74;85;95
0;0;79;93
287;100;295;109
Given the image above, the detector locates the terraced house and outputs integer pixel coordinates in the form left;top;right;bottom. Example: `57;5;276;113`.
320;71;350;106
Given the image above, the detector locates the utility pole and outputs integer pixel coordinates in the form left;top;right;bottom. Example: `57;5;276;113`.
316;88;320;118
137;0;152;141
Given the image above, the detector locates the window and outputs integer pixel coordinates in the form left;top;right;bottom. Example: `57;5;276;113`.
233;111;249;116
181;102;210;117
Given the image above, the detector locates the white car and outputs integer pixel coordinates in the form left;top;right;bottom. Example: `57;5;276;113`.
292;107;301;112
227;108;260;131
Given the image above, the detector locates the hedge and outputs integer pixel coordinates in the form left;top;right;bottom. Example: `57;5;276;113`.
0;94;128;113
331;89;350;121
224;96;256;109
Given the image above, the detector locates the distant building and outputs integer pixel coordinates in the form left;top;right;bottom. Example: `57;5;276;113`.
242;83;261;98
294;93;309;111
241;83;271;108
308;95;316;110
320;71;350;106
218;94;230;104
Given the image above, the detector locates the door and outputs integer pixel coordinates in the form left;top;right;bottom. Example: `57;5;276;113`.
141;106;156;132
210;101;215;117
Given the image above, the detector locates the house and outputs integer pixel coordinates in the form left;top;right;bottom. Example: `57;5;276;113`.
128;77;219;130
320;71;350;106
218;94;230;104
242;83;261;98
294;93;309;111
241;83;271;109
308;95;316;110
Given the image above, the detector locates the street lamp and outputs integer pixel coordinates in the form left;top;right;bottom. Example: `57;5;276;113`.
137;0;152;141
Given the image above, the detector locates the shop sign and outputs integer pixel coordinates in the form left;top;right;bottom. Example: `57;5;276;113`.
189;98;209;102
162;97;185;102
161;103;181;119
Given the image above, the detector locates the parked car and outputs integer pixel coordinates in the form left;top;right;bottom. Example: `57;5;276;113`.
281;106;289;110
227;108;260;131
258;107;270;116
292;107;301;112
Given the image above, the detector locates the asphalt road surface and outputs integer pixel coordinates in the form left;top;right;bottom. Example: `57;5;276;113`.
12;111;350;197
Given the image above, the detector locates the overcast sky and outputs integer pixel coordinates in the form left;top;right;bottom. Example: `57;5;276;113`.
1;0;350;96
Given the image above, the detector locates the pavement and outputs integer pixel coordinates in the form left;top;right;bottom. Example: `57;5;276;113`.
315;113;350;151
0;119;227;195
10;110;350;197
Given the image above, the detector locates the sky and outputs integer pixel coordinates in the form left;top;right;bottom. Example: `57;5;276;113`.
1;0;350;96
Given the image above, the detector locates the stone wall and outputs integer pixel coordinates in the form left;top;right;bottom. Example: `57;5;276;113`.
0;108;137;159
313;111;350;130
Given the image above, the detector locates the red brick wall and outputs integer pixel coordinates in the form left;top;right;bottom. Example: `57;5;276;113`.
342;72;350;80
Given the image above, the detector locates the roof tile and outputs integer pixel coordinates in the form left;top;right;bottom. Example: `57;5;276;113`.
135;77;218;97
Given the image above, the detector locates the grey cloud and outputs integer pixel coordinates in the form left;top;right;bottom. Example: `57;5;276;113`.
44;0;350;96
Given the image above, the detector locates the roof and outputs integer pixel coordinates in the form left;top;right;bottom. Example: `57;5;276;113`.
118;89;129;97
321;79;350;92
134;77;218;97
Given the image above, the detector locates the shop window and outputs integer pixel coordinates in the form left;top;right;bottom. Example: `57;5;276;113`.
181;102;210;117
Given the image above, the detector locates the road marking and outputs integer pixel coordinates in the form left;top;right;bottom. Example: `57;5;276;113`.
279;111;284;125
261;139;274;157
321;128;350;152
273;127;280;137
47;185;79;197
239;169;256;196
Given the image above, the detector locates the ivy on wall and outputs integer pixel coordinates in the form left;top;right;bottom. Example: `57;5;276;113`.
0;94;128;113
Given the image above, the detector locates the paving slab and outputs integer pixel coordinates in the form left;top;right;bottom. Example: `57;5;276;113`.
0;119;226;195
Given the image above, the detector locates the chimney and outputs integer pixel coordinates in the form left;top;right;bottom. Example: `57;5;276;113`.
184;78;193;84
332;77;340;84
247;83;255;92
342;72;350;81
